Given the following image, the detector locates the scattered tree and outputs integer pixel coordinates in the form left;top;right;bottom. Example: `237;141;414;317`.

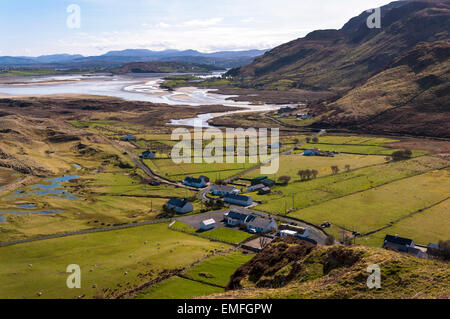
391;149;413;161
312;137;319;143
345;164;351;172
428;240;450;261
311;169;319;179
278;176;291;185
331;166;340;175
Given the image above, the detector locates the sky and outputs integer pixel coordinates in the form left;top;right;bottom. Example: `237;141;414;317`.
0;0;391;56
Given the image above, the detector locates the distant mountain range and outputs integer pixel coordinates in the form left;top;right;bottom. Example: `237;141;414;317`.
0;49;267;69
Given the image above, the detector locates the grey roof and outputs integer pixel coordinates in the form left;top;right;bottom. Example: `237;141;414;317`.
225;194;251;202
212;185;236;192
384;235;413;246
167;198;189;208
247;217;273;229
226;211;248;221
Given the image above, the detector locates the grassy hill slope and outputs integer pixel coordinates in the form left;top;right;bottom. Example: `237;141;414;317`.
228;0;450;92
209;238;450;299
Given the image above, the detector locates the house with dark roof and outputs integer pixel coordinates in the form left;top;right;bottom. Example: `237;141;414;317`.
224;194;253;207
250;176;268;186
258;187;271;195
165;198;193;214
140;150;156;159
121;134;137;142
248;183;265;192
261;179;276;187
246;217;277;234
224;210;255;226
382;235;416;253
183;176;209;188
211;184;240;196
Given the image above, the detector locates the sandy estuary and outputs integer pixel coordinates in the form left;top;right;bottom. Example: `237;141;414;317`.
0;73;284;127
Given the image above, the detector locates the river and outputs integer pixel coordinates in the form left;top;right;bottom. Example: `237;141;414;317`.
0;73;284;127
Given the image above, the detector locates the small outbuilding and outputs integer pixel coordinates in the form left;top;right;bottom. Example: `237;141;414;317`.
121;134;137;142
140;150;156;159
200;219;216;231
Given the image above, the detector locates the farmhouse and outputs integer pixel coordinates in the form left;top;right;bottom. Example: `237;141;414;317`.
303;148;320;156
250;176;268;186
382;234;415;252
165;198;193;214
224;211;255;226
140;150;156;159
121;134;137;142
224;194;253;207
183;176;209;188
248;183;265;192
210;184;240;196
382;234;426;258
296;113;314;120
258;187;271;195
278;106;295;114
246;217;277;234
200;219;216;231
261;179;276;187
278;224;310;238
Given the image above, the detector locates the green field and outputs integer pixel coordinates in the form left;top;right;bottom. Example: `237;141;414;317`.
251;156;449;214
0;223;230;299
148;158;254;181
184;251;253;287
290;169;450;241
170;221;253;245
202;228;254;244
297;143;426;156
137;250;252;299
243;153;388;180
137;276;222;299
356;198;450;247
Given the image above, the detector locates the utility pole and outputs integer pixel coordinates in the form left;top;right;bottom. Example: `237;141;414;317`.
292;193;295;210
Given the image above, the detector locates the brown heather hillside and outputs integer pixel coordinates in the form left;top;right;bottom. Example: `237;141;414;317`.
310;40;450;137
229;0;449;92
207;238;450;299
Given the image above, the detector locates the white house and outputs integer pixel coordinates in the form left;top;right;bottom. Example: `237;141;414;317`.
224;194;253;207
183;176;209;188
200;219;216;231
246;217;277;234
165;198;193;214
279;230;298;237
211;184;240;196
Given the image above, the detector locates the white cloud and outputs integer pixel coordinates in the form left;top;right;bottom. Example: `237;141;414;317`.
241;17;255;23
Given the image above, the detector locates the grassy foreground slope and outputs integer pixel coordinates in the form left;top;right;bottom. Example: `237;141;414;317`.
210;239;450;299
0;223;230;299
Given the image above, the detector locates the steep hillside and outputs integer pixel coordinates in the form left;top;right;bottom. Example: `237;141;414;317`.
228;0;450;91
311;40;450;137
210;238;450;299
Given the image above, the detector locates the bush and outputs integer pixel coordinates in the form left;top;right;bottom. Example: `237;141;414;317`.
428;240;450;261
391;149;413;161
